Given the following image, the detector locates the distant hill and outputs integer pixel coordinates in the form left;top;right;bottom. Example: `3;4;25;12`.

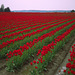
12;10;71;12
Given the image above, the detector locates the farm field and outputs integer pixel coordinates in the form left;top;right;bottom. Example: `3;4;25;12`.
0;12;75;75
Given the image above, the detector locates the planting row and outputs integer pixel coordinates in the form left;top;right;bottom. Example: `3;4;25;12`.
6;22;75;72
6;20;75;58
0;12;75;32
30;24;75;75
0;13;65;31
0;19;74;48
0;19;64;39
0;19;74;58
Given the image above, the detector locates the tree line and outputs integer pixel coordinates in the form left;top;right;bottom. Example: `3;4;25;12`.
71;10;75;12
0;4;11;12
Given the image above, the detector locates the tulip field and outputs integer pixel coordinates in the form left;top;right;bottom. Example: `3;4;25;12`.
0;12;75;75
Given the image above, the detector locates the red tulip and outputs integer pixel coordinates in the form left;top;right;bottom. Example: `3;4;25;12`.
33;60;36;64
6;59;8;61
37;61;39;64
30;62;33;65
35;66;38;69
68;71;70;74
63;70;66;72
8;55;11;58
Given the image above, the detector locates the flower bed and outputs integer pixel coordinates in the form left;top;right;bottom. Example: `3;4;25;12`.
0;12;75;74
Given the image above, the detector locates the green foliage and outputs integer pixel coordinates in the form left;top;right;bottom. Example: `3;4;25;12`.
4;7;11;12
0;4;11;12
6;21;75;71
1;20;69;58
71;10;75;12
31;26;75;74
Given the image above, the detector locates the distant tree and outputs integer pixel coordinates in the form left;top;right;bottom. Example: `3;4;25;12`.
4;7;11;12
0;4;11;12
71;10;75;12
1;4;4;10
0;8;3;12
0;4;4;12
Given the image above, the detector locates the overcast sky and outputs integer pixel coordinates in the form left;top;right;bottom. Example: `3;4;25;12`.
0;0;75;10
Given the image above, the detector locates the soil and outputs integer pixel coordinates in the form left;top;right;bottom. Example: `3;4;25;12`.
0;59;6;71
54;42;75;75
0;34;75;75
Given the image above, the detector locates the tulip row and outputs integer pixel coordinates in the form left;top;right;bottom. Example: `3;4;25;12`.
0;19;64;40
0;21;29;33
6;20;75;58
64;44;75;75
0;19;44;33
0;19;73;58
0;20;48;35
0;19;63;35
0;20;53;38
30;24;75;75
6;22;75;72
0;13;66;32
0;19;70;49
0;12;74;32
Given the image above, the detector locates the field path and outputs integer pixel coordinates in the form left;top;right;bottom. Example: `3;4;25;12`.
54;42;75;75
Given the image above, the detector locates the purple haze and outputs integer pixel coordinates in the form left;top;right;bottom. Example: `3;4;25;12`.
0;0;75;11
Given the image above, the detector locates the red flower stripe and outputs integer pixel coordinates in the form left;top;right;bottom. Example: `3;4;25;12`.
0;19;71;49
6;20;75;58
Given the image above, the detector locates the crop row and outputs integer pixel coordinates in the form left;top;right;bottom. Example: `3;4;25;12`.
0;19;74;48
0;19;65;39
0;19;74;58
30;24;75;75
0;13;63;31
6;20;75;58
6;21;75;72
0;12;75;32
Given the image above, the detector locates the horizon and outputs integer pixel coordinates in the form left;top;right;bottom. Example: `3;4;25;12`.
13;9;72;11
0;0;75;11
11;9;75;12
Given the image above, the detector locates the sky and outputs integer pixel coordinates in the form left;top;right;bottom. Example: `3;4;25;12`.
0;0;75;11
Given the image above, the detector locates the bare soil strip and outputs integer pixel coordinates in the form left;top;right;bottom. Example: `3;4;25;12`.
0;59;6;70
54;42;75;75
